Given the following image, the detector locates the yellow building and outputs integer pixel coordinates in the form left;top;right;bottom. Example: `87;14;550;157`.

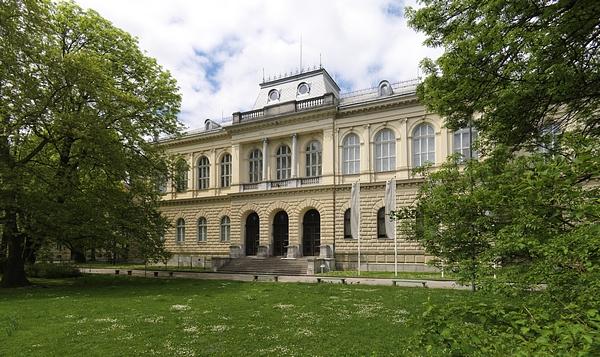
158;68;476;273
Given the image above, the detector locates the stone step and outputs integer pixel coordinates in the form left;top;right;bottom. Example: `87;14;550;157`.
218;257;309;275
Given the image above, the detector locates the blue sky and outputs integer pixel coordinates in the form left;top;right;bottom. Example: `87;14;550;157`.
75;0;439;129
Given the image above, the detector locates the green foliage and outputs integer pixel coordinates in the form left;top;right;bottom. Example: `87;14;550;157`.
407;0;600;149
404;0;600;353
412;295;600;356
398;134;600;353
25;263;81;278
1;0;182;286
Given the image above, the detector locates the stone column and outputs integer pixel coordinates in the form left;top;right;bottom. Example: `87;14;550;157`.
322;128;334;185
210;148;217;193
231;144;240;192
362;124;371;183
291;133;298;178
262;138;268;181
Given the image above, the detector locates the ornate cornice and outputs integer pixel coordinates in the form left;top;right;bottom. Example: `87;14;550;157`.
338;95;421;118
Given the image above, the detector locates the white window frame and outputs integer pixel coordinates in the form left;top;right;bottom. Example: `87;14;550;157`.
197;217;207;242
220;154;231;187
305;140;322;177
275;145;291;180
249;149;262;183
197;156;210;190
413;124;435;167
220;216;230;242
453;127;478;161
176;218;185;243
342;133;360;175
374;129;396;172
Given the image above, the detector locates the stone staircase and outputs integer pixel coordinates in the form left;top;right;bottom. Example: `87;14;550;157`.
218;257;308;275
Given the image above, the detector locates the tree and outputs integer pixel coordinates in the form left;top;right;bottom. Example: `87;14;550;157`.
407;0;600;149
0;0;181;287
401;0;600;353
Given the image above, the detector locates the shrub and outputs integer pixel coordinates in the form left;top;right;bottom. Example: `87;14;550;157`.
25;263;81;278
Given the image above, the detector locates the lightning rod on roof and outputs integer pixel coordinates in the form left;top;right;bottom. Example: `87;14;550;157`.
300;34;303;72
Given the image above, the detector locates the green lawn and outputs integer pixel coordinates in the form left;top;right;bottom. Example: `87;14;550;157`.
0;274;469;356
317;270;457;281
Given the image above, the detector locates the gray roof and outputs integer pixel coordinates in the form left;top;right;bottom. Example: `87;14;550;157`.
339;79;419;106
252;68;340;110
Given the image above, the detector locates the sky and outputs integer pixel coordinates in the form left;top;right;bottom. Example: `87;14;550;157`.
74;0;439;130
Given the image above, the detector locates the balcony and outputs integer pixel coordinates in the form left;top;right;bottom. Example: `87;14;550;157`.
233;93;336;124
241;176;321;192
300;176;320;185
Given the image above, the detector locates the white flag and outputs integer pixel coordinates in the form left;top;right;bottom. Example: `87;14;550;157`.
351;181;360;239
385;178;396;240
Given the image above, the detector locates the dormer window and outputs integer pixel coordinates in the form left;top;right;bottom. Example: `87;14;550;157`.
378;80;393;96
268;89;280;102
297;82;310;96
204;119;221;131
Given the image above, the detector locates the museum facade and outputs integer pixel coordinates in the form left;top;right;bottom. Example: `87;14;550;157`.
158;68;475;272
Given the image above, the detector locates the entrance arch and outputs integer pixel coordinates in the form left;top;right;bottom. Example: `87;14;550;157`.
245;212;260;256
302;209;320;256
272;211;289;256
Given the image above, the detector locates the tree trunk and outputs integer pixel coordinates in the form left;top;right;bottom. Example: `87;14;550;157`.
23;234;38;264
71;244;86;263
70;247;86;263
1;209;29;288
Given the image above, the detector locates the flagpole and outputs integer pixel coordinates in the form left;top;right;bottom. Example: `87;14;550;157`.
394;223;398;277
351;181;361;276
358;228;361;276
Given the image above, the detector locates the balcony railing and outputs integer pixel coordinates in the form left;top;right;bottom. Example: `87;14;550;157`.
300;176;320;185
241;176;322;191
270;179;293;188
242;183;259;191
296;97;324;111
233;93;336;124
240;109;264;121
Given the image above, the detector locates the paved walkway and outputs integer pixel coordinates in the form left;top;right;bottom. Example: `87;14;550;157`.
80;268;471;290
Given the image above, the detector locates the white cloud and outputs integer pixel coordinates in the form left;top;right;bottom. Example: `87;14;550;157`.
74;0;440;129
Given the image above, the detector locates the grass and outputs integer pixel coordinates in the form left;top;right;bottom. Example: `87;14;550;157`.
317;270;458;281
0;274;471;356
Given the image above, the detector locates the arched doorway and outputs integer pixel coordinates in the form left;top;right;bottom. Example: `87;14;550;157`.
272;211;289;256
303;209;320;256
245;213;260;256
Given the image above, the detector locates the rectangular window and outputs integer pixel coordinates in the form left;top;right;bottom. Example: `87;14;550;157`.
453;128;478;161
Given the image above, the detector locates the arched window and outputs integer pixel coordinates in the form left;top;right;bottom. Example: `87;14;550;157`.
413;123;435;167
220;153;232;187
453;128;478;161
374;129;396;172
344;209;352;239
197;217;207;242
157;174;167;194
174;159;188;192
377;207;387;238
176;218;185;243
305;141;322;177
276;145;291;180
249;149;262;183
197;156;210;190
342;133;360;175
220;216;230;242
